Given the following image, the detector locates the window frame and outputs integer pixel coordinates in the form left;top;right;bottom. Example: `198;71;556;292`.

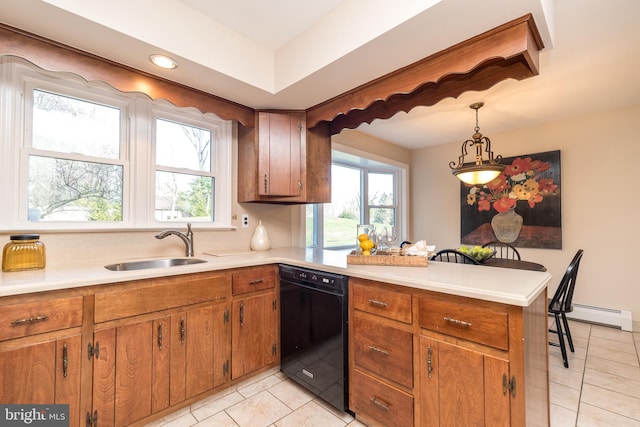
0;56;233;231
306;144;408;250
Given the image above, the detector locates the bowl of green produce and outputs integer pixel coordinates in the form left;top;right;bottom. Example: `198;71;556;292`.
457;245;495;262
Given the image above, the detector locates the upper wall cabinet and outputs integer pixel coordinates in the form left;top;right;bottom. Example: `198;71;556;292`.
238;111;331;204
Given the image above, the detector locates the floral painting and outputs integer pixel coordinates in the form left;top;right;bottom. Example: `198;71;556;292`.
460;150;561;249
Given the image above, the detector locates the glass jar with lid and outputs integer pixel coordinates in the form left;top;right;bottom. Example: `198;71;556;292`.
2;234;46;272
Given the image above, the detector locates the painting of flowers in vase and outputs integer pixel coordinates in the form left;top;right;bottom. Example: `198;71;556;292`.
460;150;561;249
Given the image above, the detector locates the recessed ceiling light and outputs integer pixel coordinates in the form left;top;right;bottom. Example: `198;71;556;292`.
149;54;178;69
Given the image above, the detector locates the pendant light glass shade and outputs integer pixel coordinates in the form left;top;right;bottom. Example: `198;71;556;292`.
449;102;505;186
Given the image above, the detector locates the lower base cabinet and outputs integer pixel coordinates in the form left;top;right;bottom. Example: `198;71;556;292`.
0;334;82;426
92;302;228;427
351;369;414;427
419;336;511;426
349;277;549;427
231;265;278;380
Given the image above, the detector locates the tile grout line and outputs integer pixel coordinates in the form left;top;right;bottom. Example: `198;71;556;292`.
573;323;590;427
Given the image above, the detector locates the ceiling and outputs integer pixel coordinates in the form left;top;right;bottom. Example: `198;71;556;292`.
1;0;639;149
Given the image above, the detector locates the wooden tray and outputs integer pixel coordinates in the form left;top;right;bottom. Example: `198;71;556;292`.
347;254;428;267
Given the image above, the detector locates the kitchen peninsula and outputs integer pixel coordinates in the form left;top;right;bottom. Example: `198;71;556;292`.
0;247;551;426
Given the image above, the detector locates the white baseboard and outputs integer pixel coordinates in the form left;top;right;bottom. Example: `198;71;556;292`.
564;303;633;331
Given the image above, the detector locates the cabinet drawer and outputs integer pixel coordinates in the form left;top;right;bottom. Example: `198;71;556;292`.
352;282;412;324
94;273;229;323
418;294;509;350
0;296;83;340
232;266;275;295
353;315;413;388
351;369;413;427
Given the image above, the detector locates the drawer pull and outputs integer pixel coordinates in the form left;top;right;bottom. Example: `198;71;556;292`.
249;279;264;285
369;345;390;356
368;299;388;308
443;316;472;327
11;314;49;326
370;396;390;410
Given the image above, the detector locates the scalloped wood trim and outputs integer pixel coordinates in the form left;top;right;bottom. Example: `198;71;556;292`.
306;14;544;133
0;24;255;127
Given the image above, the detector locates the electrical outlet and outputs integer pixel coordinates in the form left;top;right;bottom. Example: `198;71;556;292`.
241;214;249;228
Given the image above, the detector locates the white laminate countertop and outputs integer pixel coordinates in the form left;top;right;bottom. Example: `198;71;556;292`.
0;247;552;306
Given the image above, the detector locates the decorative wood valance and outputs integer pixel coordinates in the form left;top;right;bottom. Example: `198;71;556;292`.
1;15;543;134
305;14;544;135
0;24;255;127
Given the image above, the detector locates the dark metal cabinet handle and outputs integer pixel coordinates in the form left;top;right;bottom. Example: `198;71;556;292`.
239;303;245;327
11;314;49;326
62;343;68;378
180;318;186;344
264;174;268;193
427;345;433;378
249;279;264;285
157;323;163;350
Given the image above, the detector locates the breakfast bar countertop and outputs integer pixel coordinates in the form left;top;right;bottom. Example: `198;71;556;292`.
0;247;551;307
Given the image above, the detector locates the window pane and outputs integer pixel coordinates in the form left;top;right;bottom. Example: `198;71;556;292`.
156;119;211;172
368;172;394;205
306;204;315;246
32;90;120;159
323;164;360;247
28;156;123;221
155;171;213;222
369;208;396;227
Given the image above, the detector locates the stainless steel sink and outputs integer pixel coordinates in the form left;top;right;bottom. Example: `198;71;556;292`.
105;258;207;271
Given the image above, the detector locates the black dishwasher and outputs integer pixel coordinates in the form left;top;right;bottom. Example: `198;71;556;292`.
279;264;350;413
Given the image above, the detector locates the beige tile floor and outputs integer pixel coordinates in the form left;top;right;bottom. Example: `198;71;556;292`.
146;319;640;427
548;319;640;426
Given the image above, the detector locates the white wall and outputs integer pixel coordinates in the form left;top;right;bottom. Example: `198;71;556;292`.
410;104;640;329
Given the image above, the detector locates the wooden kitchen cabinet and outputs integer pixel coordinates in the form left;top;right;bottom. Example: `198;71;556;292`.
417;292;514;426
419;336;511;426
349;277;549;427
91;272;230;427
237;110;331;203
349;279;415;427
0;295;83;427
231;265;279;379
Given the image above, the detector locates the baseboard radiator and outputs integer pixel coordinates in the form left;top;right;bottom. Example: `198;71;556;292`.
564;303;633;331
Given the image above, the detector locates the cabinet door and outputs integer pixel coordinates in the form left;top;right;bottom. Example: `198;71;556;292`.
185;305;215;398
258;111;303;197
93;322;154;427
152;316;171;413
419;336;511;426
114;321;153;427
171;304;222;403
0;335;81;427
231;292;277;379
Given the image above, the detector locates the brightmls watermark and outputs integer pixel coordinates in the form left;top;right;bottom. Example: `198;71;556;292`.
1;405;69;426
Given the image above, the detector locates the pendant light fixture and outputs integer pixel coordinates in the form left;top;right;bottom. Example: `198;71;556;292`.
449;102;505;186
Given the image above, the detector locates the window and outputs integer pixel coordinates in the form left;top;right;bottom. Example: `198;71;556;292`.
153;116;215;222
26;88;125;222
0;56;232;230
306;147;406;250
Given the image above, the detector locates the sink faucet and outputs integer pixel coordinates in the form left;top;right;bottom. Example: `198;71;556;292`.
155;223;194;257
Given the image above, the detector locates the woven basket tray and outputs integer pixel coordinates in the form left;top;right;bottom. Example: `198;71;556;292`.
347;253;428;267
